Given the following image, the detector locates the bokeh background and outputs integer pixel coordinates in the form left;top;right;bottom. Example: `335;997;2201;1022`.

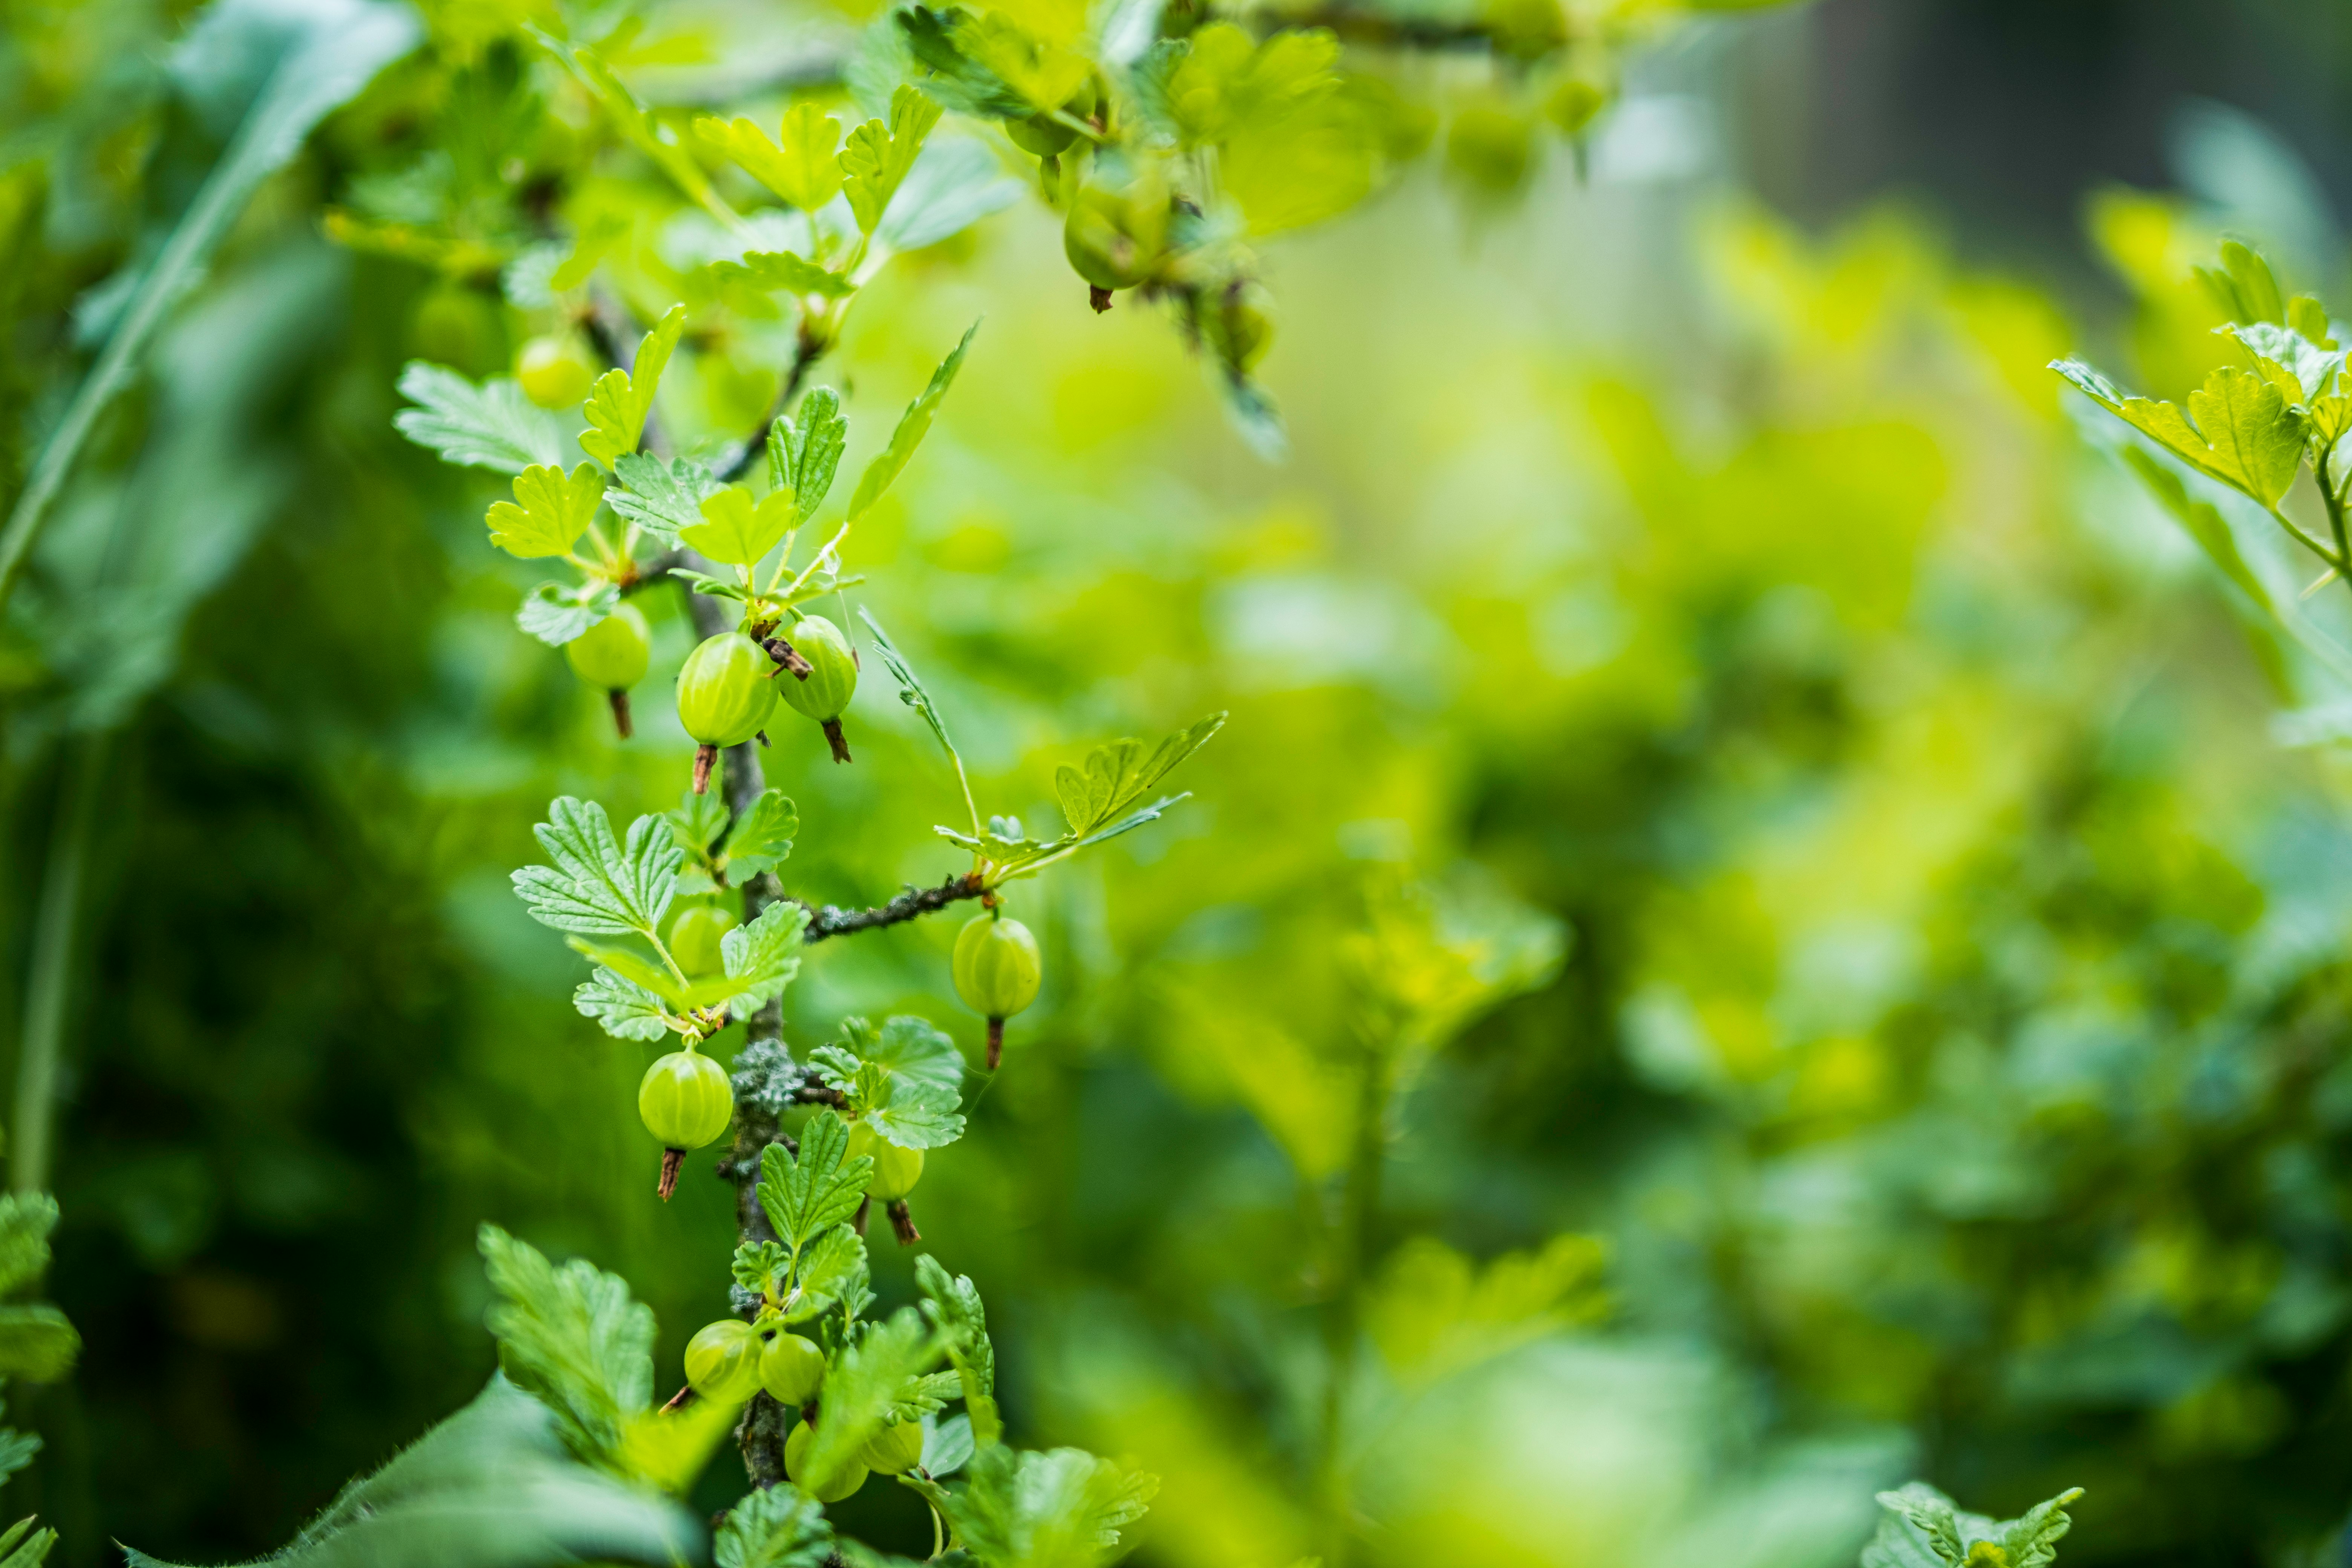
7;0;2352;1565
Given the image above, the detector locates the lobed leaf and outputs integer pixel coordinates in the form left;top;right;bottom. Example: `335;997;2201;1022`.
795;1308;945;1498
706;899;812;1014
913;1444;1157;1568
696;107;844;214
715;1483;833;1568
582;305;687;470
486;462;605;560
914;1254;999;1446
477;1225;655;1471
758;1112;872;1251
843;86;944;235
722;790;800;881
772;387;850;519
516;580;618;647
684;486;797;567
711;251;856;299
0;1194;59;1298
395;363;567;474
847;321;978;519
2052;359;2309;509
784;1224;868;1322
511;798;681;939
607;453;723;543
1055;713;1227;838
574;969;673;1041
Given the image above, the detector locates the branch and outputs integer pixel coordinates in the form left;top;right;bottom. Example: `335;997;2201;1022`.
793;872;988;944
717;320;828;484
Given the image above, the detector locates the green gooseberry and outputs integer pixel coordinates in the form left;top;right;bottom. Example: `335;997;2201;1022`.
1007;78;1099;157
784;1422;867;1503
859;1417;925;1476
639;1049;733;1200
845;1119;924;1201
668;904;738;978
773;614;858;764
683;1318;761;1402
759;1330;824;1405
676;631;779;793
517;333;597;409
953;912;1041;1070
565;603;651;739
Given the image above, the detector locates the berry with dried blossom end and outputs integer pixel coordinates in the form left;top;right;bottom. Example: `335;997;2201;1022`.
683;1318;761;1401
954;912;1041;1069
773;614;858;764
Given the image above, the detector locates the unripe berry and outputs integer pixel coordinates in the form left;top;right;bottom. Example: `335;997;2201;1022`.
760;1331;824;1404
1063;173;1167;297
566;603;651;738
409;285;504;375
785;1422;867;1502
773;614;857;764
667;904;737;978
859;1418;925;1476
677;632;779;792
517;334;597;409
639;1049;733;1199
954;913;1041;1070
846;1120;924;1201
683;1318;761;1401
1007;79;1099;157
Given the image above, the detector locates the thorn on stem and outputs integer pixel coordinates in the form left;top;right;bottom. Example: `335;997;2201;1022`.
658;1147;686;1201
608;689;634;739
822;719;852;764
693;743;717;793
986;1017;1004;1071
1088;286;1113;314
887;1199;920;1246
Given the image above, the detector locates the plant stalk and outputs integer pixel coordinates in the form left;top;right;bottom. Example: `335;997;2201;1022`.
12;733;111;1195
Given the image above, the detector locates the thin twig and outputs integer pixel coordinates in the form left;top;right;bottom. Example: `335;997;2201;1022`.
718;322;828;484
792;873;988;944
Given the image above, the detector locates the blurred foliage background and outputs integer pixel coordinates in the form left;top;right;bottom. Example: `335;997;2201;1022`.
8;0;2352;1566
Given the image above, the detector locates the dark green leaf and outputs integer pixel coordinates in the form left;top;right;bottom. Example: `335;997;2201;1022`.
720;790;799;880
715;1484;833;1568
758;1113;872;1251
0;1308;76;1383
0;1195;59;1297
914;1254;999;1446
476;1225;655;1471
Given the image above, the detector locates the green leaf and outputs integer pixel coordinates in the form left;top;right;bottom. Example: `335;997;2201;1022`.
121;1375;702;1568
2196;239;2285;325
1055;713;1227;838
683;486;797;567
0;1518;52;1568
705;899;812;1014
536;36;737;231
843;1015;966;1099
913;1444;1156;1568
511;799;681;939
874;138;1023;254
476;1225;655;1472
843;86;944;235
0;1194;59;1297
914;1254;999;1447
710;251;857;299
567;940;686;1007
715;1484;834;1568
775;388;850;519
922;1413;976;1478
847;321;978;519
516;580;619;647
796;1308;945;1498
582;306;687;470
395;364;569;474
696;106;844;213
784;1224;868;1322
758;1112;873;1251
856;608;957;758
573;970;674;1042
0;1308;76;1383
607;454;723;543
486;462;605;560
1865;1484;2085;1568
667;789;732;862
721;790;800;880
2226;321;2344;402
2054;358;2310;507
732;1240;788;1299
895;6;1032;119
856;1064;965;1149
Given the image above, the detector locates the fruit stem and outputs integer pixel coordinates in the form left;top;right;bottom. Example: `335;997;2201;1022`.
986;1016;1005;1071
661;1384;696;1412
1089;285;1113;314
608;688;633;739
887;1199;920;1246
692;743;718;794
822;718;852;764
658;1147;686;1201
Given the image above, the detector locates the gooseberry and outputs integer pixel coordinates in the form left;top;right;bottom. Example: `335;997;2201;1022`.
953;912;1041;1070
677;632;779;793
784;1422;867;1503
759;1330;824;1404
1006;80;1099;158
1063;171;1168;304
667;904;737;978
683;1318;761;1402
639;1049;733;1200
859;1417;925;1476
846;1120;924;1201
517;334;597;409
772;614;858;764
565;603;651;738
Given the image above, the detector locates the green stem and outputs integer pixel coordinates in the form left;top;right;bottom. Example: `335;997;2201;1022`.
1317;1042;1392;1568
12;733;110;1195
2318;448;2352;603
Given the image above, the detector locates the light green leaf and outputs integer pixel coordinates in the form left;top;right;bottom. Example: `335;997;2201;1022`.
1055;713;1227;838
783;1225;868;1323
851;1062;964;1149
666;790;732;862
847;320;977;519
511;799;680;939
710;251;856;299
395;364;568;474
1865;1484;2085;1568
565;940;687;1007
842;86;944;235
732;1240;788;1299
2228;321;2344;402
910;1444;1156;1568
2196;239;2285;325
706;899;811;1014
921;1413;976;1479
795;1308;944;1498
0;1194;58;1297
516;580;619;647
0;1308;77;1383
573;970;674;1042
696;107;844;213
842;1015;965;1099
758;1112;872;1251
683;486;797;567
914;1254;999;1447
0;1517;53;1568
607;454;723;543
477;1225;655;1472
2119;448;2275;614
715;1484;833;1568
121;1376;700;1568
582;306;687;470
2053;358;2309;507
538;37;737;230
485;462;605;560
722;790;800;880
773;389;848;519
855;608;957;758
874;138;1023;254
